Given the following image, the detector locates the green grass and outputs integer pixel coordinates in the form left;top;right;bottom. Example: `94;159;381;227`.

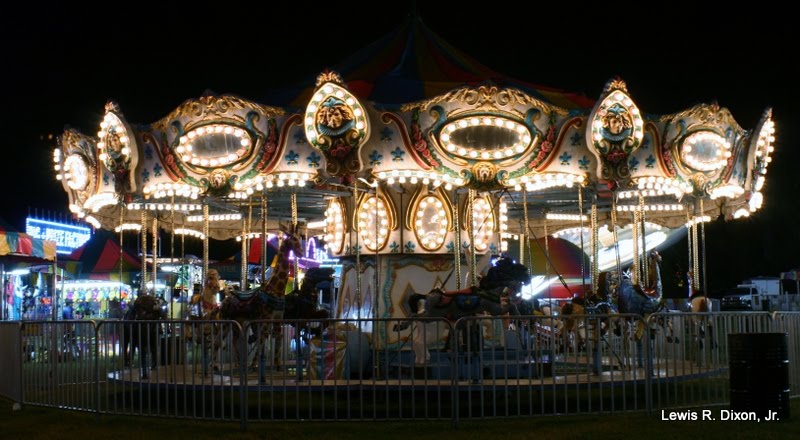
1;396;797;439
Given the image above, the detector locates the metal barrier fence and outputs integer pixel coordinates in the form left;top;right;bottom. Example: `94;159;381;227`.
1;312;797;427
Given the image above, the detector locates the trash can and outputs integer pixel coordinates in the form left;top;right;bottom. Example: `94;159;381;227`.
728;333;790;420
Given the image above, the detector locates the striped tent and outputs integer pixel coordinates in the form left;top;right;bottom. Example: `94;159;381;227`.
0;218;56;262
264;15;594;110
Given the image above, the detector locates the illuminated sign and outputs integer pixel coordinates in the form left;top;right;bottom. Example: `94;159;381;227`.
25;218;92;255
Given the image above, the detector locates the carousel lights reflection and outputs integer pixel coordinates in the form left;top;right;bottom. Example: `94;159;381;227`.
749;191;764;212
237;173;314;191
439;116;531;159
615;204;684;212
377;170;465;188
186;213;242;222
324;200;345;252
507;173;585;191
143;183;200;199
681;131;732;171
709;184;744;200
358;196;389;251
415;195;448;250
545;213;588;221
471;197;494;252
178;124;251;167
126;203;202;211
115;223;142;232
685;216;712;227
83;215;101;229
755;118;776;173
620;177;692;199
85;193;119;212
174;228;205;239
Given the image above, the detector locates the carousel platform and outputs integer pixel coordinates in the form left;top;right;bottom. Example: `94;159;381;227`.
106;352;722;391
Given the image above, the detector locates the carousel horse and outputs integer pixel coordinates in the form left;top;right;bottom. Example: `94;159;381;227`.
120;294;167;379
217;225;304;377
559;290;621;374
284;266;334;339
408;257;527;366
607;250;670;369
184;269;224;375
688;282;715;352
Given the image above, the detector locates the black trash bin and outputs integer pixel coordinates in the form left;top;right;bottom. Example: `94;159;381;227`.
728;333;790;421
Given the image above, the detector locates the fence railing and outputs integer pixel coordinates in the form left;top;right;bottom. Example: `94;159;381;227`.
1;311;796;427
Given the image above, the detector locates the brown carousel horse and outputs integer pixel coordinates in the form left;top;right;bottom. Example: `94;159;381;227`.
407;257;526;366
217;225;304;378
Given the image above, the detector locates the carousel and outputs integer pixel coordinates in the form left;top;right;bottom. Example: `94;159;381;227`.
52;21;775;367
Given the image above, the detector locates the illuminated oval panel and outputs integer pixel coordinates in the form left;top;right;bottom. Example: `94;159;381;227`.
357;195;390;251
177;124;253;168
324;199;345;254
64;154;90;190
680;131;731;172
414;195;449;251
439;116;532;160
97;112;132;171
471;197;494;252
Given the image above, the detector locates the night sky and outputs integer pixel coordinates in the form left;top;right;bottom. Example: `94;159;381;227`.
3;3;797;292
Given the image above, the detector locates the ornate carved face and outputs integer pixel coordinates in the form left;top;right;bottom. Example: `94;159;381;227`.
316;98;354;131
209;170;228;189
602;105;633;136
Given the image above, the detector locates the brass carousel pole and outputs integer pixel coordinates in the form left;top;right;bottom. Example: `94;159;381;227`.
591;199;599;293
700;198;707;295
453;189;461;290
640;194;648;286
636;199;642;284
354;180;361;320
140;209;147;295
241;203;247;290
578;186;586;296
152;213;158;297
291;193;298;292
202;204;209;290
119;203;124;297
261;189;268;286
468;189;476;287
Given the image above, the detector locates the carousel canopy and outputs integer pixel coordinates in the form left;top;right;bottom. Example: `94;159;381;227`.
52;17;774;275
